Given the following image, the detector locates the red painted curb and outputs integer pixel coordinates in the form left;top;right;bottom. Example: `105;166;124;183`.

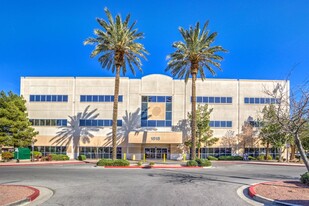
24;185;40;201
216;161;305;167
248;184;257;198
0;161;86;167
0;185;40;203
103;166;204;169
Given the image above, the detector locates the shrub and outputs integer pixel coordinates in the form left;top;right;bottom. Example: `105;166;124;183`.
97;159;130;166
186;160;198;167
300;172;309;185
207;156;218;161
149;162;155;166
218;156;243;161
257;155;272;161
31;151;42;160
248;156;256;160
137;161;143;166
78;155;86;161
195;158;211;167
49;154;70;161
2;152;13;161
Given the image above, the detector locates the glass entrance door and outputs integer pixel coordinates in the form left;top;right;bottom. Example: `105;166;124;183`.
145;148;168;159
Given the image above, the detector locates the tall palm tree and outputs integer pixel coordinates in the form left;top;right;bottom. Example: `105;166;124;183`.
84;8;148;160
166;21;227;160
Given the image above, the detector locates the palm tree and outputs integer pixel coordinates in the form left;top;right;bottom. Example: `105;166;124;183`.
84;8;148;160
166;21;227;160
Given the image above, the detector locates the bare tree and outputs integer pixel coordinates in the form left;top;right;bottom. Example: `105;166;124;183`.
265;81;309;171
221;130;238;152
238;121;259;153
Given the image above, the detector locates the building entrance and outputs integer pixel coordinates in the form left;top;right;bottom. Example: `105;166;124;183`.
145;147;168;159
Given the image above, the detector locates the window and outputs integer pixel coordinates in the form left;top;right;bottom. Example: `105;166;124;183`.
197;97;203;103
215;97;220;103
30;95;35;102
30;119;67;126
244;98;249;104
203;97;209;103
30;95;68;102
209;97;214;103
141;96;173;127
244;97;279;104
227;97;232;103
221;97;226;103
209;120;232;128
79;119;122;127
79;95;122;102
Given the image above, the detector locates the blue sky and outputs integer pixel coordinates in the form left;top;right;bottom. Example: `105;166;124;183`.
1;0;308;94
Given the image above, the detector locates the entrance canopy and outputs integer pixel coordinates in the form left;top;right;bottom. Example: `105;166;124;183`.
128;131;182;144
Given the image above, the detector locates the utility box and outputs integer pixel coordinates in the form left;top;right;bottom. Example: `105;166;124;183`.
14;147;31;160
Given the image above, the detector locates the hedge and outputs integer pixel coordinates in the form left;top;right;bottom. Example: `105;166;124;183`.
300;172;309;185
186;160;198;167
218;156;243;161
78;155;86;161
195;158;212;167
97;159;130;166
257;155;272;161
207;156;218;161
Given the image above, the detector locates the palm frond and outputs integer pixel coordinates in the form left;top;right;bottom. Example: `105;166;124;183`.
84;7;148;76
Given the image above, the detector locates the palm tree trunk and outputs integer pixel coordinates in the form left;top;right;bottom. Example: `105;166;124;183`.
112;65;121;160
295;134;309;172
191;72;197;160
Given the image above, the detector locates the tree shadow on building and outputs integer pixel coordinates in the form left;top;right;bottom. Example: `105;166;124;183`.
50;105;100;158
103;108;157;148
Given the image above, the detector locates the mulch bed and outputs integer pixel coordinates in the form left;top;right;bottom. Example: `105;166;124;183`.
0;185;34;206
254;181;309;205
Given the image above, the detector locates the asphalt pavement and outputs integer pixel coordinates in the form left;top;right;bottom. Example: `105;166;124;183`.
0;162;306;206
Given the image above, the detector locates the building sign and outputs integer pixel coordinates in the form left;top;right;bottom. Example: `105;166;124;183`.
151;136;160;141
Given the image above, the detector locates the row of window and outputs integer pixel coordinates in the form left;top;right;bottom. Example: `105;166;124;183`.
79;147;122;159
30;119;67;126
199;147;232;158
79;119;122;127
33;146;67;156
30;95;68;102
142;96;172;102
244;148;279;158
209;121;232;128
141;120;172;127
80;95;123;102
244;97;279;104
194;96;233;104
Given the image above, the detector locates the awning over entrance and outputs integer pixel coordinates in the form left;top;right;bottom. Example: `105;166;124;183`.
128;131;182;144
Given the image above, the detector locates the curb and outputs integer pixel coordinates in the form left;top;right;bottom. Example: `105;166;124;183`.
248;182;302;206
216;161;305;167
101;166;205;169
0;161;86;167
3;185;40;206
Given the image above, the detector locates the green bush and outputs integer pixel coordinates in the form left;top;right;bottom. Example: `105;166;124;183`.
207;156;218;161
218;156;243;161
78;155;86;161
137;161;143;166
257;155;272;161
2;152;13;161
149;162;155;166
248;156;256;160
31;151;42;160
97;159;130;166
300;172;309;185
195;158;211;167
186;160;198;167
49;154;70;161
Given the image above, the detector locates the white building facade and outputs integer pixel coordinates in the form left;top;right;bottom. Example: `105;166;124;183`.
20;74;289;160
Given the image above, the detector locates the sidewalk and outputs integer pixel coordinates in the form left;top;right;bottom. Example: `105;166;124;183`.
215;160;305;167
0;160;87;167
